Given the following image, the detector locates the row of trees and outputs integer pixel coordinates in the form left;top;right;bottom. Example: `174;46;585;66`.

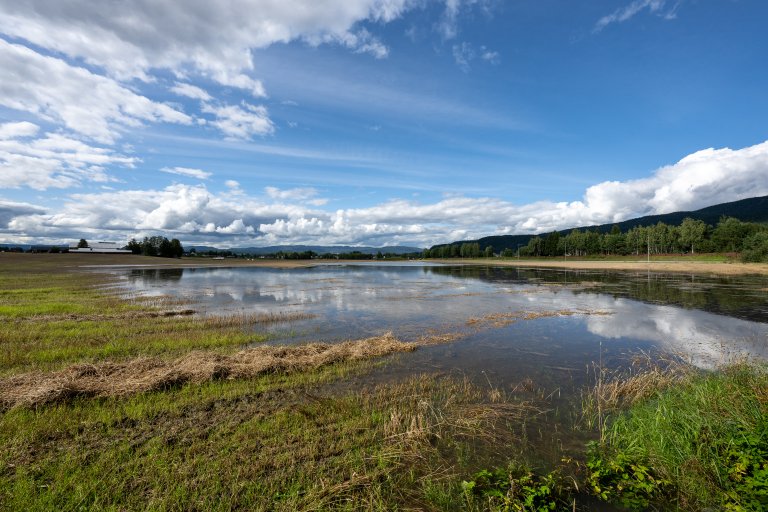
423;242;495;259
425;217;768;262
125;236;184;258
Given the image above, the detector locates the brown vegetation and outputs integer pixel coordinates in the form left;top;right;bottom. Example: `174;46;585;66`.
445;258;768;275
466;309;612;328
0;333;417;409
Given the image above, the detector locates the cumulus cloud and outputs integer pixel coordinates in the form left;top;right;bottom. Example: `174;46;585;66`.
0;121;39;139
160;167;212;180
4;140;767;246
0;0;418;92
170;82;212;102
0;40;192;144
0;124;138;190
0;199;45;227
4;183;313;243
202;102;275;139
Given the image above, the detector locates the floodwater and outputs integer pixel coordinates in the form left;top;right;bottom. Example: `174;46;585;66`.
113;263;768;392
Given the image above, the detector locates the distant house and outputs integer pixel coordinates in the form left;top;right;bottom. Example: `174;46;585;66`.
68;241;131;254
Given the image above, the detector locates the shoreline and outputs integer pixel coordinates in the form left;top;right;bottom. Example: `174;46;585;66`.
3;252;768;275
431;258;768;276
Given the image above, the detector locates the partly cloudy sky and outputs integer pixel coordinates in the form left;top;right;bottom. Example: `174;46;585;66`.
1;0;767;248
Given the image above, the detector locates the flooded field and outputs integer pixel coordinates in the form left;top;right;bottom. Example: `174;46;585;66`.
115;263;768;393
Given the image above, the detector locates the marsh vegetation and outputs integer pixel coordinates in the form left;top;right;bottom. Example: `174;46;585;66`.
1;254;767;510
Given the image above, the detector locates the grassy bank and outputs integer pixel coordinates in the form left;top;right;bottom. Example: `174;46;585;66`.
436;256;768;276
1;362;534;511
582;362;768;511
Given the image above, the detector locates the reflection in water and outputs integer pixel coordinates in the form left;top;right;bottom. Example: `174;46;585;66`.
114;264;768;371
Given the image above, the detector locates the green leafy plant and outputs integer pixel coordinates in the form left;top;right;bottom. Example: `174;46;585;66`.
461;464;569;512
585;442;670;509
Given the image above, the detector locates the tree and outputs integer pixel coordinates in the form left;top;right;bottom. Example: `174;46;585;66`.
484;246;494;258
77;238;89;248
126;238;142;254
712;217;760;252
169;238;184;258
544;232;560;256
679;218;707;254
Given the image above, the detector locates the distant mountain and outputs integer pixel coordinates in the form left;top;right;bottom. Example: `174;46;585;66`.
431;195;768;253
188;245;424;255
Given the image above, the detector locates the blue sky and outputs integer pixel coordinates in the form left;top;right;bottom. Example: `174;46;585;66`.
1;0;767;248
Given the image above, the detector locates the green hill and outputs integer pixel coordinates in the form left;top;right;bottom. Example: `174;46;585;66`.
431;195;768;253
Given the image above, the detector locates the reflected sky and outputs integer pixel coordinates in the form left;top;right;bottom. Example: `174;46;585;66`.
112;264;768;371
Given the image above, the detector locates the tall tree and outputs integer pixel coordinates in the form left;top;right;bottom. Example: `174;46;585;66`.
679;218;707;254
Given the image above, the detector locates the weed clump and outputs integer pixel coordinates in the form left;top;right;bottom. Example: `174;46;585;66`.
461;464;576;511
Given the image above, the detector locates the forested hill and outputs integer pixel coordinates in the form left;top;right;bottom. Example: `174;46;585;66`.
431;195;768;254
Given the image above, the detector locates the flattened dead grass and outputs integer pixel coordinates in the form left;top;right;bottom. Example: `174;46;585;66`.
466;309;612;328
0;333;416;409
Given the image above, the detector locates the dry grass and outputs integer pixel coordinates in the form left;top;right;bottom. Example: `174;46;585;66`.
581;353;696;432
435;257;768;276
466;309;612;328
0;333;418;409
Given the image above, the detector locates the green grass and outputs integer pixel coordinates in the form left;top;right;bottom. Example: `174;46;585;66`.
586;363;768;511
0;366;518;511
495;253;732;263
0;254;537;510
0;265;265;376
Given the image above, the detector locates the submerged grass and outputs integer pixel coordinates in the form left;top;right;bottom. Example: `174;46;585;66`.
0;366;537;511
0;265;285;375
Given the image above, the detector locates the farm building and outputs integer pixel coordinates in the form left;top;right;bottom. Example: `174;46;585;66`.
68;242;131;254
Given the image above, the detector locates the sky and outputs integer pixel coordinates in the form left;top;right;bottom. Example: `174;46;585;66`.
1;0;767;249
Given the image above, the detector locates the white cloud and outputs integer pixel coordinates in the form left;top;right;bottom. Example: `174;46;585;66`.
0;129;138;190
0;199;45;227
265;186;320;201
160;166;212;180
4;140;767;247
480;47;499;64
452;42;474;72
336;28;390;59
170;82;212;102
437;0;489;40
225;180;241;189
452;42;498;71
594;0;668;33
0;121;39;139
0;0;418;94
0;40;192;143
202;102;275;139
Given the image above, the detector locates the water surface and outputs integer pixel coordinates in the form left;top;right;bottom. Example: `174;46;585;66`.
113;264;768;389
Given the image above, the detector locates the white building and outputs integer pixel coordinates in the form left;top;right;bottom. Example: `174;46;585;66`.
68;241;132;254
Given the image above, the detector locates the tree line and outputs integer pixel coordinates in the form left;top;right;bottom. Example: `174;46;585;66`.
125;236;184;258
424;217;768;262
